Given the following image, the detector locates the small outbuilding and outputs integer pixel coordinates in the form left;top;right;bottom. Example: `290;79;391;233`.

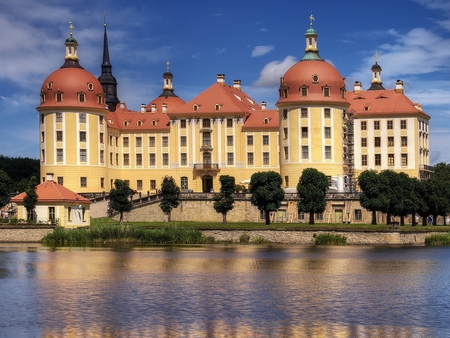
10;173;91;228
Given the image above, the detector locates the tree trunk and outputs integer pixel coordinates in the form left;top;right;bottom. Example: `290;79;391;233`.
119;212;123;224
400;215;405;226
411;212;416;226
265;211;270;225
422;216;427;226
309;211;315;225
222;213;227;224
371;210;377;225
168;212;171;222
387;212;391;225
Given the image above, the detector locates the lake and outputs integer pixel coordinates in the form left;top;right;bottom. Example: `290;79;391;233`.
1;244;449;337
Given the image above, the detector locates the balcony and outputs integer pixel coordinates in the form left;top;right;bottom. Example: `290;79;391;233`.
200;144;213;152
193;163;220;178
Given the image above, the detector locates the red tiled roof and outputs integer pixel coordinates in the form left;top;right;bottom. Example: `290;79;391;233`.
10;181;90;204
242;110;279;130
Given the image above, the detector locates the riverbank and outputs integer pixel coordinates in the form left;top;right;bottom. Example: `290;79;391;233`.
0;226;446;245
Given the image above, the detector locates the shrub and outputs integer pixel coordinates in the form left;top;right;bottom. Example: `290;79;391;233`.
425;233;450;246
251;236;269;244
314;233;347;245
239;233;250;243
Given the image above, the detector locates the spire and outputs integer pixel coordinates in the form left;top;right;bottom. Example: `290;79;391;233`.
61;22;83;69
159;61;179;98
98;15;120;111
301;14;323;61
368;51;385;90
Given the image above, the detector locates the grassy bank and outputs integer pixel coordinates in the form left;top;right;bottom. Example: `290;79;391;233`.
425;233;450;246
314;233;347;245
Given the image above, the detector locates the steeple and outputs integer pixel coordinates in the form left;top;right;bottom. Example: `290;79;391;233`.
159;61;179;98
61;22;83;69
98;17;120;112
301;14;323;61
368;51;385;90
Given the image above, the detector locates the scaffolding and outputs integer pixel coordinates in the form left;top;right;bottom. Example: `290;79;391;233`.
342;109;356;193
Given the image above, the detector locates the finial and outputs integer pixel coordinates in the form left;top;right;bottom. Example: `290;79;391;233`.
69;21;75;37
309;12;315;27
104;12;107;27
166;60;170;72
375;51;379;63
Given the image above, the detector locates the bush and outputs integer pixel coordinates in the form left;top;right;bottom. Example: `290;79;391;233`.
239;233;250;243
425;233;450;246
251;236;269;244
314;233;347;245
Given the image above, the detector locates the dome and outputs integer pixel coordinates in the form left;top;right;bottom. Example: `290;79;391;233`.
39;67;107;111
278;59;347;105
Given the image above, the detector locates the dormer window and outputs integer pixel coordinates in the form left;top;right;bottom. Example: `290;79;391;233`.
300;85;308;97
40;93;46;103
123;121;129;127
137;120;143;126
215;104;221;111
193;104;199;111
97;95;103;105
47;82;53;90
282;88;288;98
152;120;157;126
56;92;63;102
87;82;94;91
341;87;346;99
312;75;319;84
78;92;86;103
264;118;269;125
323;86;330;97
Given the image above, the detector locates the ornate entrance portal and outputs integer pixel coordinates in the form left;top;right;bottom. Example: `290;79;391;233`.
202;175;213;193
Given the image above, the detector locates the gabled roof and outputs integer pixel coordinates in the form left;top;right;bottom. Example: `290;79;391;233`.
347;89;430;119
11;180;90;204
242;110;279;130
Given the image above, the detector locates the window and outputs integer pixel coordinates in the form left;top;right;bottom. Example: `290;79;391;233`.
57;177;63;185
116;154;118;165
388;136;394;147
203;132;211;146
149;136;155;147
324;108;331;118
263;152;269;165
227;153;234;165
302;146;309;159
301;85;308;97
162;136;168;147
227;118;233;127
49;207;55;221
110;152;113;165
136;154;142;166
123;154;129;166
181;153;187;166
301;127;308;138
361;154;368;166
123;137;129;147
401;136;408;147
264;118;269;125
202;119;211;128
80;149;87;162
400;120;407;129
227;136;233;146
80;177;87;187
284;128;288;139
316;213;324;221
375;154;381;166
136;137;142;147
137;120;143;127
263;135;269;145
56;131;63;142
78;93;85;103
41;132;45;143
97;95;103;105
180;119;186;128
283;109;288;119
282;88;288;98
56;92;63;102
79;113;86;123
298;212;305;221
301;108;308;118
387;120;393;129
100;150;104;163
388;154;394;166
247;152;254;165
100;133;104;144
56;113;63;122
323;86;330;97
79;131;86;142
325;146;331;159
180;136;187;147
374;137;381;147
361;138;367;147
247;135;253;146
324;127;331;138
163;153;169;166
149;153;156;166
99;116;104;125
57;149;63;162
180;177;188;190
150;180;156;190
401;154;408;166
41;149;45;162
361;121;367;130
374;121;380;130
354;209;362;221
137;180;143;190
284;147;289;160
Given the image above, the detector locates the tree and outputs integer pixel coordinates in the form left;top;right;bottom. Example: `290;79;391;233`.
23;176;38;222
412;178;429;226
358;170;387;225
109;179;133;224
213;175;235;224
160;176;180;222
0;170;12;209
249;171;284;225
297;168;329;225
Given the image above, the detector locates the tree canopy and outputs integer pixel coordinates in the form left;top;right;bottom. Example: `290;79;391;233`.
23;176;38;222
0;170;12;208
109;179;133;224
213;175;235;224
249;171;284;225
0;155;39;194
159;176;180;222
358;170;387;224
297;168;329;225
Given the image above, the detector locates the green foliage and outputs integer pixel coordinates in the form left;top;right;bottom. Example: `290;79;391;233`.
109;179;133;224
314;233;347;245
425;233;450;246
251;236;269;244
0;155;39;194
239;233;250;243
358;170;385;224
250;171;284;225
0;170;12;208
159;176;181;222
213;175;235;223
297;168;329;225
23;176;38;221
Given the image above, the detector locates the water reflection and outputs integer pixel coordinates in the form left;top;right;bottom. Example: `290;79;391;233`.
0;244;449;337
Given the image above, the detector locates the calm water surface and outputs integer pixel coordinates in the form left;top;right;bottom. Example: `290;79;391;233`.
0;244;449;338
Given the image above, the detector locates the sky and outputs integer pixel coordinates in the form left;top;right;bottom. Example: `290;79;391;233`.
1;0;449;164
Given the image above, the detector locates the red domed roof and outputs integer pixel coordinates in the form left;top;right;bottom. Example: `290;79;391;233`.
278;60;348;105
39;67;107;111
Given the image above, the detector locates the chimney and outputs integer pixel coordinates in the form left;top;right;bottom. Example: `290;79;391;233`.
353;81;362;94
46;173;55;182
162;103;167;114
151;104;157;113
233;80;242;91
395;80;404;94
261;101;267;111
216;74;225;85
140;104;146;114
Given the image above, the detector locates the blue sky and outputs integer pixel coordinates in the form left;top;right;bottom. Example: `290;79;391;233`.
1;0;450;164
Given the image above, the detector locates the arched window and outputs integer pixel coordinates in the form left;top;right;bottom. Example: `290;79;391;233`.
264;118;269;125
215;104;220;111
87;82;94;91
193;104;199;111
56;92;63;102
47;82;53;90
78;93;86;102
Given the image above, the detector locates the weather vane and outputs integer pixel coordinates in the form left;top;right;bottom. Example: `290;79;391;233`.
69;21;74;37
375;51;379;63
104;12;107;27
166;60;170;72
310;12;315;27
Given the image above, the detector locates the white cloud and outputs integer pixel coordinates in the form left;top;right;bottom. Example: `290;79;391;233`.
252;56;297;87
412;0;450;12
259;28;268;33
251;45;274;57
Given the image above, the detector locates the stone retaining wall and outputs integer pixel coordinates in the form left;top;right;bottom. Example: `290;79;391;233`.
0;228;54;242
